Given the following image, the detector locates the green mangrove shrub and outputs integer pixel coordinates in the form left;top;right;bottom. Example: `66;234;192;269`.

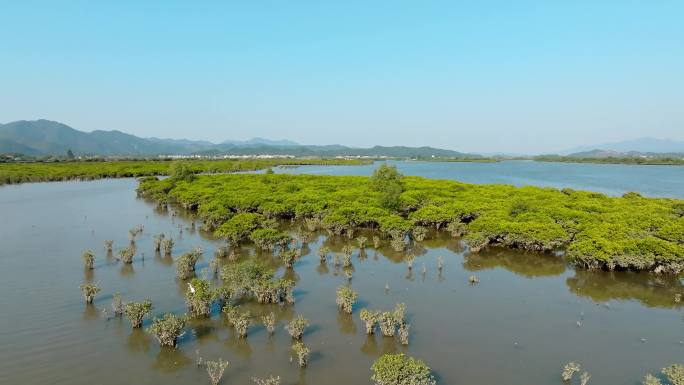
160;238;174;256
318;246;330;263
104;240;113;253
124;299;153;328
205;358;229;385
370;164;404;211
336;285;358;314
79;283;100;304
222;304;239;325
215;212;265;245
176;248;202;280
412;226;427;242
643;364;684;385
286;315;309;340
232;310;252;338
291;341;310;368
370;353;436;385
118;246;135;264
250;228;292;251
215;245;229;258
252;376;281;385
153;234;164;252
82;250;95;269
262;312;276;335
111;292;124;316
220;260;294;304
360;309;381;334
562;362;581;382
379;312;397;337
186;278;217;318
399;323;410;345
147;313;188;347
342;245;354;267
280;248;301;268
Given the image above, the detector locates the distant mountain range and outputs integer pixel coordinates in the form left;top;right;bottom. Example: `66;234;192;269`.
563;149;684;159
0;120;474;158
561;137;684;156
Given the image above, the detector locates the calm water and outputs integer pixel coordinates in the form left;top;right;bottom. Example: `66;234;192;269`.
0;178;683;385
274;160;684;199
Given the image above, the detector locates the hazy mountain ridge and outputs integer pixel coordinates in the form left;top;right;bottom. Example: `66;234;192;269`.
0;120;474;158
562;137;684;155
565;149;684;158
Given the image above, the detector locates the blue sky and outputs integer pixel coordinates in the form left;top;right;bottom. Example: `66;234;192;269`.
1;1;682;153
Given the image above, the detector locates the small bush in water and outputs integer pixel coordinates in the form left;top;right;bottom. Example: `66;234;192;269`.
119;246;135;264
399;323;410;345
176;248;202;280
562;362;581;382
318;246;330;263
205;358;229;385
82;250;95;269
262;312;276;335
662;364;684;385
111;292;124;316
292;341;310;368
360;309;380;335
280;249;301;268
124;299;153;328
186;278;217;318
336;285;358;314
379;312;397;337
370;353;436;385
153;234;164;252
147;313;188;347
252;376;281;385
286;315;309;340
160;238;174;256
233;310;252;338
79;283;100;303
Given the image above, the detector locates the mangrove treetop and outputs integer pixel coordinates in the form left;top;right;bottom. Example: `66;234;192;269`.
137;165;684;273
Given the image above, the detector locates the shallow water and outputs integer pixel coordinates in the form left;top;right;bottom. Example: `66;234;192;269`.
274;160;684;199
0;178;682;385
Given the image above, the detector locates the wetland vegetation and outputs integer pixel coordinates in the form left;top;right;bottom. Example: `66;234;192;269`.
0;158;369;186
2;164;683;385
137;164;684;273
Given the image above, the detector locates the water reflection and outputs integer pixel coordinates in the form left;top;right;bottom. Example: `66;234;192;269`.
5;178;684;385
152;347;191;373
126;328;152;353
224;331;252;359
82;304;101;321
83;268;94;283
316;261;329;275
189;320;220;344
360;334;379;356
379;336;400;355
120;264;135;277
463;248;566;277
155;251;174;266
567;270;684;308
336;312;357;335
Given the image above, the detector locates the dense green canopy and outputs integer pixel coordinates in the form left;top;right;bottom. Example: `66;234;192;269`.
0;158;368;185
138;172;684;272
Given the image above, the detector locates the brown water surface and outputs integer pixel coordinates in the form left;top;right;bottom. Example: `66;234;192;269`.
0;179;682;385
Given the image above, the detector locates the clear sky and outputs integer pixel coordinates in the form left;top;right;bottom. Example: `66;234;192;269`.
1;1;683;153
